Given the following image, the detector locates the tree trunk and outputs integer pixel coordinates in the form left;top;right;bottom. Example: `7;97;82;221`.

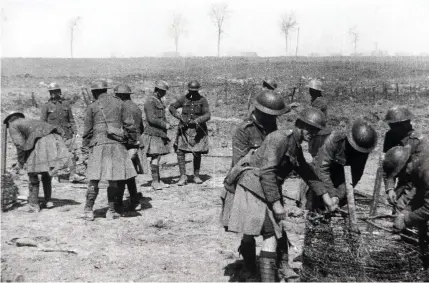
284;32;288;55
175;36;179;54
70;28;74;59
217;31;221;57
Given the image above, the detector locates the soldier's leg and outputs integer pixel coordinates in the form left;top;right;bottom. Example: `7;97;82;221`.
150;156;168;190
277;232;299;282
24;173;41;212
260;236;277;282
239;235;257;277
177;150;187;186
418;221;429;270
394;182;416;214
115;180;126;214
106;181;121;220
40;172;54;208
83;180;99;221
126;177;139;211
193;153;203;184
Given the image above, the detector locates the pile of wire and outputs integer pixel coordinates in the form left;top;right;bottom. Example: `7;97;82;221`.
1;172;19;211
301;214;427;282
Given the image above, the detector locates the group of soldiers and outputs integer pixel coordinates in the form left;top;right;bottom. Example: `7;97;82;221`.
3;76;429;281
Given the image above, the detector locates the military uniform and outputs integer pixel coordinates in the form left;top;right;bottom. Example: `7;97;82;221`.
7;117;70;210
307;130;370;211
40;98;78;178
383;129;424;212
82;92;137;219
169;90;211;184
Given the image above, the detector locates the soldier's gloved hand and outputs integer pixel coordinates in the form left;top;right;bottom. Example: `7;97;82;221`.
393;213;406;233
272;200;287;221
386;189;397;205
322;193;338;212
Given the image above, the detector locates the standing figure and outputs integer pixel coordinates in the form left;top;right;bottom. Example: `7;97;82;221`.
3;112;71;211
307;79;327;116
142;81;171;190
221;91;290;280
223;108;337;282
169;80;211;186
382;106;424;213
113;84;144;213
384;144;429;271
40;83;82;182
82;80;138;221
307;120;378;211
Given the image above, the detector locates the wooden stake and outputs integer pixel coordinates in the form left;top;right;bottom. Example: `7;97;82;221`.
1;125;7;175
367;164;384;232
346;184;359;232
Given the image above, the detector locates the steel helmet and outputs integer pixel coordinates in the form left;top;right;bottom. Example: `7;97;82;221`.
307;79;323;92
48;82;61;91
254;91;289;116
114;84;133;94
155;80;169;91
262;79;278;90
90;80;110;90
3;112;25;127
384;106;413;124
297;108;326;129
383;145;411;179
346;119;378;153
187;80;201;91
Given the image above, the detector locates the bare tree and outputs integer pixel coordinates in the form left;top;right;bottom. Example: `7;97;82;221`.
348;27;359;55
280;13;297;55
210;3;229;57
169;14;186;54
69;17;81;58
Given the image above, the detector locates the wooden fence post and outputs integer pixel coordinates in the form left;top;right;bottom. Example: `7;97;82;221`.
31;92;38;108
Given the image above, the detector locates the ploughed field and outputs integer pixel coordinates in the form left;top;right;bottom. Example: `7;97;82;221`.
1;57;429;281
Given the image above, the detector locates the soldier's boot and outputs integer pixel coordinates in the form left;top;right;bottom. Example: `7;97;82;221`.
193;154;203;184
106;202;121;220
41;173;54;208
277;237;299;282
151;164;168;190
126;178;140;213
115;181;126;214
259;251;277;282
177;151;187;186
83;185;99;221
70;159;85;183
20;175;41;212
238;238;258;280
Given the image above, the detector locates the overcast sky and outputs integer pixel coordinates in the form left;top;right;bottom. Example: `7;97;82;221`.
1;0;429;57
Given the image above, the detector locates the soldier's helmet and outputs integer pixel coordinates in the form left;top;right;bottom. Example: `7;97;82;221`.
384;106;413;124
114;84;133;94
48;82;61;91
3;112;25;127
188;80;201;91
296;108;326;129
307;79;323;92
254;91;289;116
383;145;411;179
346;119;378;153
90;80;110;90
262;79;278;90
155;80;169;91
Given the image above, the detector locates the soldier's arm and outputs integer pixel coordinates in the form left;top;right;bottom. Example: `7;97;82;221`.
8;124;27;166
295;150;327;197
313;134;338;193
404;168;429;225
67;104;77;135
194;97;211;124
350;154;368;186
144;99;167;130
232;126;250;167
122;104;137;144
40;104;48;121
168;96;185;121
82;106;93;149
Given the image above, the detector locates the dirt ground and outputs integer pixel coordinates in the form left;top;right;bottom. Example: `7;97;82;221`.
2;57;429;282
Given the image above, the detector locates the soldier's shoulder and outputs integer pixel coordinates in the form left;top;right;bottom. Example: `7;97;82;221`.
329;130;346;142
237;118;254;129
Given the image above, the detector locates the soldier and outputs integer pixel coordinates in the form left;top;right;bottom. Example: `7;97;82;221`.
82;80;138;221
221;91;290;279
113;84;144;213
307;120;378;211
169;80;211;186
307;79;327;116
40;83;82;182
223;108;337;282
384;145;429;270
3;112;71;212
381;106;424;213
142;81;171;190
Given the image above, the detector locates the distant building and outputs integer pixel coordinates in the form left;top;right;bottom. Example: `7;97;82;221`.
240;52;258;57
162;52;181;57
